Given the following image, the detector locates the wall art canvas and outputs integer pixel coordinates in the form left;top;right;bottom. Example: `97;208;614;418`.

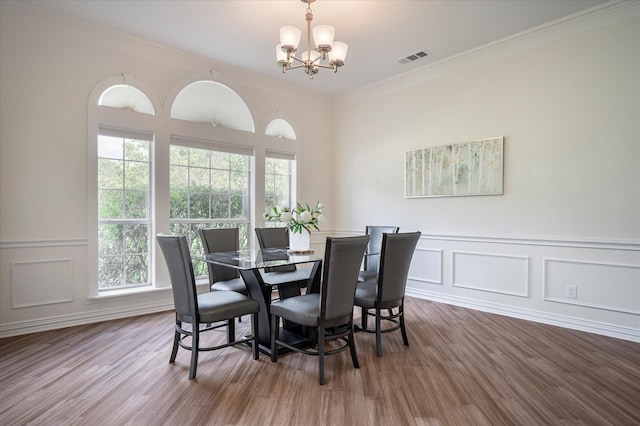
405;136;503;198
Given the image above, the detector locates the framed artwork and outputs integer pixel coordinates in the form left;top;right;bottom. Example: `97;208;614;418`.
405;136;503;198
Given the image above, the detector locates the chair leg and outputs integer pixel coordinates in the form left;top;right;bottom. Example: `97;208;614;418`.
227;318;235;343
376;307;383;357
252;312;259;360
361;306;368;330
318;325;325;385
270;315;279;362
349;324;360;369
189;323;199;380
170;319;180;363
400;302;409;346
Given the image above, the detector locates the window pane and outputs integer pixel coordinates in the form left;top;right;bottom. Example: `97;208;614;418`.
97;133;151;291
98;136;123;159
124;190;147;218
124;139;149;162
210;151;228;169
211;194;229;218
190;148;209;168
265;157;293;214
170;192;189;218
170;145;189;166
229;194;245;218
169;144;251;269
98;159;123;189
98;224;123;255
190;167;210;192
98;256;124;288
230;171;247;192
211;170;229;192
170;165;188;189
189;193;210;218
98;189;123;219
125;255;149;284
125;161;148;190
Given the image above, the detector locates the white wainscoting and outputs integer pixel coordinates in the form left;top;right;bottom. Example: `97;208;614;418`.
452;251;530;297
403;233;640;343
11;258;74;308
408;248;443;285
544;258;640;315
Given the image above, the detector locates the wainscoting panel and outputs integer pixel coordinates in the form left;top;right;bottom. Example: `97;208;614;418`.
544;259;640;314
408;248;443;285
11;259;74;308
452;251;530;297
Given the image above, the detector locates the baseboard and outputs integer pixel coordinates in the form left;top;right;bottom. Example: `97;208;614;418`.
406;288;640;343
0;300;174;338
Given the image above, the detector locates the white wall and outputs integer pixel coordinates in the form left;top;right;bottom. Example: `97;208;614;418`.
0;3;334;335
332;9;639;341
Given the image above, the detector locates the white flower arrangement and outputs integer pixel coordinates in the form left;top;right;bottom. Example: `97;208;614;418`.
264;201;324;234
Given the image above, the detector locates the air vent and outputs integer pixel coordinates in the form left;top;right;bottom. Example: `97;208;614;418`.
398;50;429;64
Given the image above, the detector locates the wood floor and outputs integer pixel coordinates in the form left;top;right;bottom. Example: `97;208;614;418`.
1;298;639;425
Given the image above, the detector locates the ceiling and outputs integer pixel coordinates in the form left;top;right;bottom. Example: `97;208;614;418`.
19;0;608;95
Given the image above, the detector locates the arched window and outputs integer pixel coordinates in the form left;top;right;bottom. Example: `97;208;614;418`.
170;81;254;132
265;118;296;140
98;84;155;115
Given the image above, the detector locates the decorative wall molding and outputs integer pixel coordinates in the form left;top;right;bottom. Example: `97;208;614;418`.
452;251;530;297
0;238;88;249
408;248;443;285
543;258;640;315
326;230;639;251
406;288;640;343
11;259;74;308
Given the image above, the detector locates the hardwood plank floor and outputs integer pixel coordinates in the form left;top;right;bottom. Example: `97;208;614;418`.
1;298;639;425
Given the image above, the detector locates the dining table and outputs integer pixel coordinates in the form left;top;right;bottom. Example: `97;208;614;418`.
197;247;324;356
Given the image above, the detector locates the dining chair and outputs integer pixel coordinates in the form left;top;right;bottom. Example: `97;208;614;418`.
358;225;400;282
270;235;370;385
156;234;259;380
254;227;313;294
354;231;421;357
198;228;247;295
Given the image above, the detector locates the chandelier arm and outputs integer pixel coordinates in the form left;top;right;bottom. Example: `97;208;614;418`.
287;64;306;71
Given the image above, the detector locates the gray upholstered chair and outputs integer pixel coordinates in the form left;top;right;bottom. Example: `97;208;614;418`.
198;228;247;295
270;235;370;385
156;234;259;379
354;231;420;357
254;227;312;292
358;225;400;282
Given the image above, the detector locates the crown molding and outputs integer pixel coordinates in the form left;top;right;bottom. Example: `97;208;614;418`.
335;0;640;107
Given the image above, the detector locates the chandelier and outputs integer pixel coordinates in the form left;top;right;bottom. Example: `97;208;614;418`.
276;0;348;79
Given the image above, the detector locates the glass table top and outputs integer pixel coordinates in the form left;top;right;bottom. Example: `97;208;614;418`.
197;247;324;270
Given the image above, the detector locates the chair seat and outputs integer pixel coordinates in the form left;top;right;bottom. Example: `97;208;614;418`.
271;293;320;327
261;268;312;285
354;281;377;308
357;270;377;282
211;277;247;294
196;290;259;324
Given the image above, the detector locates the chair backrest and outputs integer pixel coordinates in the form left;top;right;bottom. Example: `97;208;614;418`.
255;227;289;248
377;232;421;304
321;235;370;323
254;227;295;272
198;228;239;283
364;226;400;273
156;235;198;321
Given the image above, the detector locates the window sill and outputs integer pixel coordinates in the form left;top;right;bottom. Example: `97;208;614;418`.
87;286;172;303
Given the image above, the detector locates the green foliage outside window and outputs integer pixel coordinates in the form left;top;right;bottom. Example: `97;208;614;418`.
97;136;151;290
